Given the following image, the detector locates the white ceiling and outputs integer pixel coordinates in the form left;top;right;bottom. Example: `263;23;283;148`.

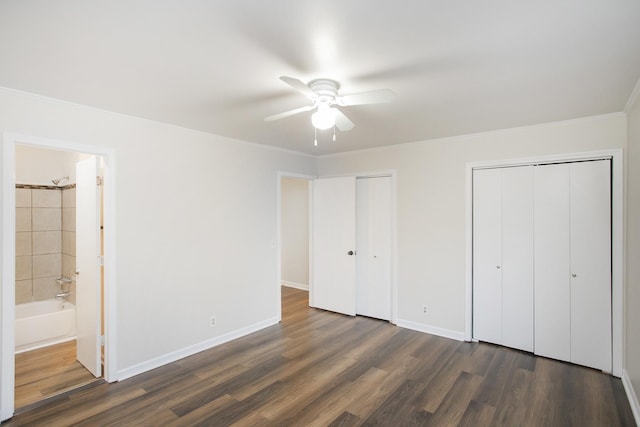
1;1;639;155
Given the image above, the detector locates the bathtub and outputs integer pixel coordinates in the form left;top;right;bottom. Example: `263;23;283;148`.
15;300;76;353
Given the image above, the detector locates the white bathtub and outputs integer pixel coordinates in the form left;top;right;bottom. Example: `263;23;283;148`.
15;300;76;353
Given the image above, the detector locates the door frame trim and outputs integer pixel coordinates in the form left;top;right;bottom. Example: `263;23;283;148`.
1;133;117;420
465;149;623;377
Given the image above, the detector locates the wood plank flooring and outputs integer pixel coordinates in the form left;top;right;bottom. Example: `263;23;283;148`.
5;287;636;426
14;340;99;410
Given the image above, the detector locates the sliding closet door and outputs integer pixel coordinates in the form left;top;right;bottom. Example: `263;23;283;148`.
569;160;611;371
534;164;572;362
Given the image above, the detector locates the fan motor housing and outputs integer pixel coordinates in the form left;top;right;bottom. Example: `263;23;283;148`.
309;79;340;103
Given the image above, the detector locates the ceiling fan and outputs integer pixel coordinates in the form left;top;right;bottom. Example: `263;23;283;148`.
264;76;396;133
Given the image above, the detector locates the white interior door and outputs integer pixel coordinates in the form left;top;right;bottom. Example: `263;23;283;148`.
311;177;357;316
501;166;534;352
534;163;572;363
76;156;102;377
356;177;392;320
472;168;503;345
569;160;611;371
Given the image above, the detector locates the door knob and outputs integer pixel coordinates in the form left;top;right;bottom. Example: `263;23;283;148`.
572;273;577;278
496;265;501;269
75;268;80;275
348;250;354;256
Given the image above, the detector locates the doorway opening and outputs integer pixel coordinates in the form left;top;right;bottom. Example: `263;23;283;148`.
13;146;104;410
2;133;116;421
277;173;312;320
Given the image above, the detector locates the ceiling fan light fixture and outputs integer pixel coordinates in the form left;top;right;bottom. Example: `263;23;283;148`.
311;104;336;130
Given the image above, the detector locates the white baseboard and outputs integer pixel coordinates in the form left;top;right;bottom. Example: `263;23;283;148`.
116;316;279;381
396;319;465;341
622;369;640;425
281;281;309;291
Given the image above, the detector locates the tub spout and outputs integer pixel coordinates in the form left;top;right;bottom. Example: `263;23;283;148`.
55;292;70;299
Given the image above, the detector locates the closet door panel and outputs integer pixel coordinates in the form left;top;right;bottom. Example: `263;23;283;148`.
570;160;612;371
534;164;571;362
501;166;534;352
356;177;392;320
472;168;502;344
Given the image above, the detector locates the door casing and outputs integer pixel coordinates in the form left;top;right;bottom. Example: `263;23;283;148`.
1;133;117;421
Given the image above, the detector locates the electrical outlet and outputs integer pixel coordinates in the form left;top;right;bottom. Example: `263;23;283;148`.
422;305;428;315
210;316;217;327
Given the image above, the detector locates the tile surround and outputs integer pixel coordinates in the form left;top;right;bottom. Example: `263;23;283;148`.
14;185;77;303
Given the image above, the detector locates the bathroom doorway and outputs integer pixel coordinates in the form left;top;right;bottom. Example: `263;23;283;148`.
1;133;116;421
13;146;104;409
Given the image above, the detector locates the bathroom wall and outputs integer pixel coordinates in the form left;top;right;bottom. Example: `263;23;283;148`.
15;187;64;303
15;146;78;304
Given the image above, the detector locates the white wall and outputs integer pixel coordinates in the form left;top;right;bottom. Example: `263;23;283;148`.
317;114;626;335
626;89;640;412
0;88;316;380
281;177;309;288
15;145;79;185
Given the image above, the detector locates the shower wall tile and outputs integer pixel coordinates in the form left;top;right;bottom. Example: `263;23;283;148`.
16;208;32;232
15;256;32;280
32;253;61;278
16;232;32;256
62;254;76;279
32;208;61;231
33;277;59;300
32;189;61;208
62;188;75;208
16;188;32;208
15;280;32;304
62;231;75;256
62;207;75;232
33;231;62;254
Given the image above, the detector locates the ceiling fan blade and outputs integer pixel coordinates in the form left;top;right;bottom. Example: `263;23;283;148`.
338;89;396;106
280;76;316;98
264;105;314;122
334;108;355;132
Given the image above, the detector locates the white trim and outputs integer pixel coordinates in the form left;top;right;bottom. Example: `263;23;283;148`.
625;76;640;113
276;172;315;322
464;149;624;377
317;113;625;159
396;319;465;342
116;317;279;381
1;139;16;422
281;281;309;291
622;370;640;425
1;133;117;421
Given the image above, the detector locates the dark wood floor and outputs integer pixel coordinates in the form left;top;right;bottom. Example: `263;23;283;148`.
14;340;99;409
5;287;636;426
